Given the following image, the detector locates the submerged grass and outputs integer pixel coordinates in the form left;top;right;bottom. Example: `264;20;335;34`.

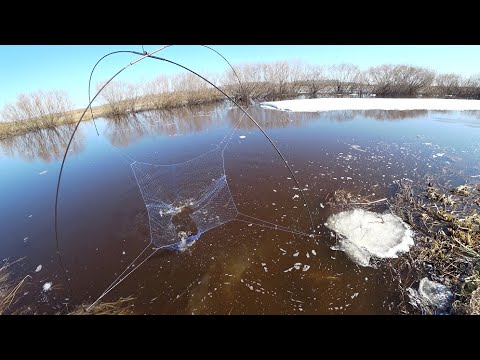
1;258;135;315
68;297;135;315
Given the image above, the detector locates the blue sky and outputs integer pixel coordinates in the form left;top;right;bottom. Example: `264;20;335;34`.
1;45;479;109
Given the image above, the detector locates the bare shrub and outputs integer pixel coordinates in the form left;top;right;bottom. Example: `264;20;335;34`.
368;64;435;97
461;74;480;99
1;90;73;130
303;64;326;97
224;63;267;102
97;80;141;117
327;63;360;96
434;73;462;97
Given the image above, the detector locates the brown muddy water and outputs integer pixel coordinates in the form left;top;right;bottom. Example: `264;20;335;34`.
1;103;479;314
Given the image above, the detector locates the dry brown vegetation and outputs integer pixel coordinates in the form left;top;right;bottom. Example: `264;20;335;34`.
68;297;135;315
1;90;74;135
0;259;30;315
389;179;480;314
1;258;136;315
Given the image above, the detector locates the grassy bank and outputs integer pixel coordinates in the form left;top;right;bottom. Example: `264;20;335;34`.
0;91;226;140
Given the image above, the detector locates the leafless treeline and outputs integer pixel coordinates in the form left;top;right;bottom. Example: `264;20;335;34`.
1;61;479;137
224;62;480;100
97;62;480;117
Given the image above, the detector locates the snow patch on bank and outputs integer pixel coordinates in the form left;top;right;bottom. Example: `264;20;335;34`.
260;98;480;112
325;208;414;267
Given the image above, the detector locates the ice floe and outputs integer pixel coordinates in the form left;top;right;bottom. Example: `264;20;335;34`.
325;208;414;267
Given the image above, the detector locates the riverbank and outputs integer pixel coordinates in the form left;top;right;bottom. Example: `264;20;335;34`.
3;97;480;141
389;180;480;314
0;93;225;140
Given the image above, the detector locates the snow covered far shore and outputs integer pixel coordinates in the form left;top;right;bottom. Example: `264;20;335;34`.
260;98;480;112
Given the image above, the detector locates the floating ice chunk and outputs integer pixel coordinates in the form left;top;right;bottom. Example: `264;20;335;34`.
319;203;325;209
407;278;453;315
351;145;367;152
302;265;310;272
326;209;414;267
38;170;48;175
433;153;445;158
43;282;52;292
311;250;317;256
294;263;302;270
35;265;42;273
239;135;246;139
292;194;299;200
293;251;299;257
418;278;453;312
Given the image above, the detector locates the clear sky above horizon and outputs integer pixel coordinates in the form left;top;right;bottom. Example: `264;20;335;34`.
1;45;479;109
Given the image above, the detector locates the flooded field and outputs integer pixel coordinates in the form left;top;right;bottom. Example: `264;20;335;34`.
1;103;479;314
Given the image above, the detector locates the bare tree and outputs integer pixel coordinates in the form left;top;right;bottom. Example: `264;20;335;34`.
352;69;371;98
368;64;434;97
303;64;326;98
327;64;360;96
461;74;480;99
224;63;266;102
286;60;307;97
263;61;291;100
434;73;462;97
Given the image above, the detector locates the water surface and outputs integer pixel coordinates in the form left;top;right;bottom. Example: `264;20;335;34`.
1;104;479;314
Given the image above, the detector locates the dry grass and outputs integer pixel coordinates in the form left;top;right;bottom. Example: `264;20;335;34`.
389;179;480;314
68;296;135;315
0;259;30;315
325;189;388;211
1;257;135;315
471;287;480;314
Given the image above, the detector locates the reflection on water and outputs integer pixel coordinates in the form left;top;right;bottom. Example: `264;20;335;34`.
325;109;428;122
104;103;229;147
0;105;464;160
0;124;84;162
103;107;442;147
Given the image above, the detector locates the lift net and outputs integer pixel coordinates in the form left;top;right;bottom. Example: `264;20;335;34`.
131;143;237;250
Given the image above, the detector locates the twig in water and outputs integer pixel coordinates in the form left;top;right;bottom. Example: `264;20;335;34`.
349;198;388;205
